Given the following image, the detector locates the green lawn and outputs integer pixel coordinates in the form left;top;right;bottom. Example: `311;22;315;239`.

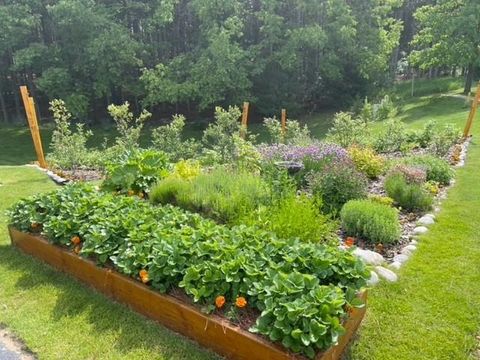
0;79;479;359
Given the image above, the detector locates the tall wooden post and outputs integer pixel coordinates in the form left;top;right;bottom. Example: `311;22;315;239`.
281;109;287;139
20;86;47;168
463;81;480;138
240;102;249;139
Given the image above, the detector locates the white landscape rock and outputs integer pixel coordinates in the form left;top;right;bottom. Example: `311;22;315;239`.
409;239;418;245
403;244;417;252
390;261;402;270
367;271;379;286
413;226;429;235
353;248;384;266
393;254;409;263
375;266;398;282
418;215;435;225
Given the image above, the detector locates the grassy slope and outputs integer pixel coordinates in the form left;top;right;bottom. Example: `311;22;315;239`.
0;167;218;359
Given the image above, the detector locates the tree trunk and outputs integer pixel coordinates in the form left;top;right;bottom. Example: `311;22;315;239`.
464;64;474;95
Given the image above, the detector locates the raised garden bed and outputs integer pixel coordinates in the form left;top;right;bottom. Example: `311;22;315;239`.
8;227;366;360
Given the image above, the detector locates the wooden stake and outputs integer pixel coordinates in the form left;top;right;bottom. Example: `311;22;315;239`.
20;86;47;168
240;102;249;139
463;81;480;138
281;109;287;138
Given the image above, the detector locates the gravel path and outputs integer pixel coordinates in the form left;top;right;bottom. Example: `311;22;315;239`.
0;328;35;360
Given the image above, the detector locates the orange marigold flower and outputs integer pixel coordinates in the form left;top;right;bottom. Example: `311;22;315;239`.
235;296;247;308
128;190;135;196
215;296;226;309
139;269;149;283
345;237;355;247
138;192;145;199
30;222;40;230
71;236;81;245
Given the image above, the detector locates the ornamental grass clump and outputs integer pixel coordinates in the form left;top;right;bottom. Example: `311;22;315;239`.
8;183;370;359
340;199;401;244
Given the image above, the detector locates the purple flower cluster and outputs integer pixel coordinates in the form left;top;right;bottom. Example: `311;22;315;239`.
257;142;348;163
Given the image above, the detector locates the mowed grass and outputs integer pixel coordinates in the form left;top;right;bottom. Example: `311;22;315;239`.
0;167;219;359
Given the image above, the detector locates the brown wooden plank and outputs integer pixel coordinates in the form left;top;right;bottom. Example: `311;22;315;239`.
281;109;287;139
9;227;366;360
463;81;480;138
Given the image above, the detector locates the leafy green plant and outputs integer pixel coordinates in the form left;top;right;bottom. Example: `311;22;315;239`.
385;173;433;211
326;112;370;148
373;118;410;153
340;199;401;244
107;101;151;153
347;146;385;179
368;195;394;207
47;99;96;170
402;155;454;185
307;162;368;214
102;149;169;195
151;168;270;224
8;184;370;358
152;114;200;161
263;117;312;145
244;194;336;243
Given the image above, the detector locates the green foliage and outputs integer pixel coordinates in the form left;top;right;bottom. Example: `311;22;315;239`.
384;173;433;212
107;102;151;153
171;159;201;180
368;195;394;207
151;168;270;224
307;162;368;214
8;184;370;357
47;99;95;170
201;106;242;163
244;194;336;243
102;149;169;194
340;199;401;244
232;135;262;173
373;118;410;153
149;176;189;205
347;146;385;179
327;112;370;148
402;155;454;185
151;115;200;161
417;121;461;156
263;117;312;145
359;95;398;123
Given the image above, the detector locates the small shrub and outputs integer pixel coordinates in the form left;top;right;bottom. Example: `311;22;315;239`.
429;124;461;157
307;161;368;214
384;173;433;211
368;194;394;207
347;146;385;179
263;117;311;145
326;112;370;147
403;155;454;185
47;99;94;170
374;118;409;153
340;199;401;244
107;102;151;152
171;159;201;180
102;149;169;195
244;194;336;243
152;114;200;161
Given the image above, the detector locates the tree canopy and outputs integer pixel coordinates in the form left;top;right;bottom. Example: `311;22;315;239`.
0;0;405;122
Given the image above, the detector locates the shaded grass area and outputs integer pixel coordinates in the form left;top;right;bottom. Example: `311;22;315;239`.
347;108;480;359
0;167;219;360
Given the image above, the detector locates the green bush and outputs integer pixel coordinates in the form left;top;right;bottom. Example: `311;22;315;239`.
384;173;433;211
151;168;270;224
340;199;401;244
347;146;385;179
150;177;189;204
102;149;169;195
8;184;370;358
402;155;454;185
244;194;336;243
326;112;370;148
307;161;368;214
368;194;394;207
373;118;410;153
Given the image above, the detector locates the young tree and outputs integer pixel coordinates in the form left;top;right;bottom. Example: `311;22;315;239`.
410;0;480;94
